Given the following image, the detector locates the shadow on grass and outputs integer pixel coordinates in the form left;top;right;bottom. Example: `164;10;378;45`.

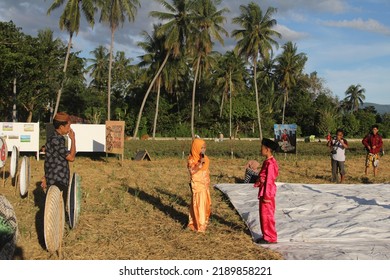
361;177;373;184
33;181;46;250
234;177;245;183
75;152;109;162
127;186;188;228
156;188;247;233
130;186;246;233
213;190;252;235
314;174;331;181
13;246;25;260
1;170;10;183
155;188;188;208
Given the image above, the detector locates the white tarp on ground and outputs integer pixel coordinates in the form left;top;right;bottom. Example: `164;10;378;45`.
214;183;390;260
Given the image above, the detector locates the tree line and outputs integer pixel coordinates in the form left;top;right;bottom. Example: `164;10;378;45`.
1;0;389;139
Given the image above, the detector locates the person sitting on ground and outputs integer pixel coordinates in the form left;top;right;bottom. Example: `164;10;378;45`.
244;160;260;183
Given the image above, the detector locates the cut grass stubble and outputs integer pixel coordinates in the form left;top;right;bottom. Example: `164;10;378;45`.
2;140;389;260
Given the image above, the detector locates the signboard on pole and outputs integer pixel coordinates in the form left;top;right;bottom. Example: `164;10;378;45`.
0;122;40;160
274;124;297;154
105;121;125;160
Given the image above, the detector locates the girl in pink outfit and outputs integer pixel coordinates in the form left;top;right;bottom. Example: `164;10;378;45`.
254;138;279;244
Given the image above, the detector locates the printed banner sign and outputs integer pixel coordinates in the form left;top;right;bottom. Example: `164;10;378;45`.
274;124;297;154
105;121;125;157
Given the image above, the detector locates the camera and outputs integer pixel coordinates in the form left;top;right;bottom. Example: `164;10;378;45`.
331;150;337;154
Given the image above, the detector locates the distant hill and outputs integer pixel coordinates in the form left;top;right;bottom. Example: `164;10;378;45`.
361;102;390;114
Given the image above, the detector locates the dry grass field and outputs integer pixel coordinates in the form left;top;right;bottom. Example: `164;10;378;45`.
1;140;389;260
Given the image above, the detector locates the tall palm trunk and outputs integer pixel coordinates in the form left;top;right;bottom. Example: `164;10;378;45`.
176;92;181;124
253;55;263;140
133;52;170;139
53;32;73;118
219;89;225;118
152;76;161;139
107;27;116;121
13;77;17;122
282;88;288;124
191;56;201;139
229;70;232;139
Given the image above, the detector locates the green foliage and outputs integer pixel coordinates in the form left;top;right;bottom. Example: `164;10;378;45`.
0;22;66;122
378;114;390;138
354;109;377;136
0;15;389;138
342;113;360;137
317;107;340;136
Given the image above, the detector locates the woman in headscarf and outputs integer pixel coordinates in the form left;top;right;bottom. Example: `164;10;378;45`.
187;138;211;233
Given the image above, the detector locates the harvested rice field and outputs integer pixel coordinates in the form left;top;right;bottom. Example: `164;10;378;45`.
1;140;389;260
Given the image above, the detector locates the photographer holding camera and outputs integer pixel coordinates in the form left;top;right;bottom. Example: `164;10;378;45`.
327;128;349;183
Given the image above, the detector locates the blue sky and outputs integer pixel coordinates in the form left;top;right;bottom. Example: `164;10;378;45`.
1;0;389;104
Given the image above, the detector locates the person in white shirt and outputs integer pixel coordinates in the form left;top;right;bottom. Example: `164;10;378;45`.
327;128;348;183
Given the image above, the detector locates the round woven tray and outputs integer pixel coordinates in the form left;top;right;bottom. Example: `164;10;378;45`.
0;195;19;260
10;146;18;179
19;156;29;197
44;186;65;253
67;173;81;229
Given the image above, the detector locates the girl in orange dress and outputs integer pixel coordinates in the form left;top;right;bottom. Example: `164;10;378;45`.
187;138;211;233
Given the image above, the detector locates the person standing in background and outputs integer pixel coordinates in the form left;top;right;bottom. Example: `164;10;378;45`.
327;129;348;183
362;124;383;177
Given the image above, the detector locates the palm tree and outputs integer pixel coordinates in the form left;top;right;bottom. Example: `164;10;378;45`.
133;0;194;139
317;107;341;136
113;51;133;88
214;51;246;138
188;0;229;139
36;29;64;120
87;45;109;94
112;51;133;99
97;0;140;121
232;2;281;139
137;24;169;139
276;41;307;124
257;55;281;116
162;54;188;123
46;0;95;118
344;84;366;112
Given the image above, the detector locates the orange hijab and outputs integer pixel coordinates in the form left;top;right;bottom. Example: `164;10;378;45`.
189;138;209;171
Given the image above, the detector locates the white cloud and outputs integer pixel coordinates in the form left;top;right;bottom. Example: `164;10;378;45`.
265;0;348;14
275;24;308;42
323;66;390;104
322;18;390;35
316;0;347;13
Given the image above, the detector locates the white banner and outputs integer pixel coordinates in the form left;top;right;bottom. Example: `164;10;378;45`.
0;122;40;160
66;124;106;153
